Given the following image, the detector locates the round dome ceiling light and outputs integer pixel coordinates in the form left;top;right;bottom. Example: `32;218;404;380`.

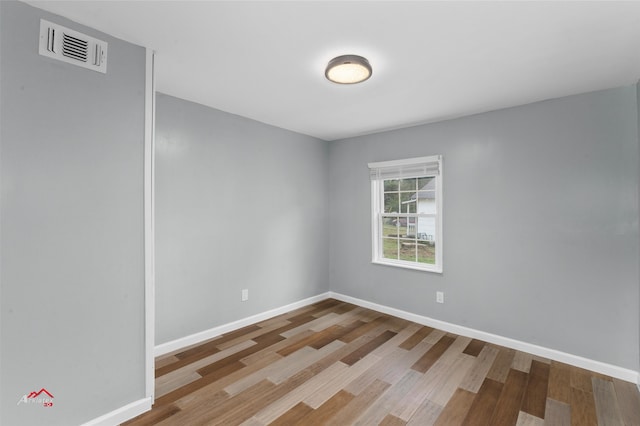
325;54;372;84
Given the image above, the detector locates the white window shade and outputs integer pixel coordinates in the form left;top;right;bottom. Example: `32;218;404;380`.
369;155;441;180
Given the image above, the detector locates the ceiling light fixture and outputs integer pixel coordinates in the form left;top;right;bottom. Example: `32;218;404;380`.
325;54;372;84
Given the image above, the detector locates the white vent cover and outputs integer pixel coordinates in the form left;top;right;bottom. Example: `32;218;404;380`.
39;19;107;74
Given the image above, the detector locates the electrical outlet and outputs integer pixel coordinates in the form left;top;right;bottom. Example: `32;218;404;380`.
241;289;249;302
436;291;444;304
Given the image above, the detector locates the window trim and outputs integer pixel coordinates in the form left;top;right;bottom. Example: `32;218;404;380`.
369;155;443;273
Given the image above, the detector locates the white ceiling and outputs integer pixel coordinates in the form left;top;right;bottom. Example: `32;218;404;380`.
25;1;640;141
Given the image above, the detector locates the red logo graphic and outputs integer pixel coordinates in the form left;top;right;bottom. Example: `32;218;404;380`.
27;388;54;399
17;388;54;407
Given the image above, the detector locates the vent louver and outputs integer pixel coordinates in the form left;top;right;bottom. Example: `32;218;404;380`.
39;20;107;74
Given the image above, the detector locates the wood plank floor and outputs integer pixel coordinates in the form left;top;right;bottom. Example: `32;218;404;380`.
124;299;640;426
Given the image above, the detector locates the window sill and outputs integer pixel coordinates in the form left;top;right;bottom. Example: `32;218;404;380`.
372;259;443;274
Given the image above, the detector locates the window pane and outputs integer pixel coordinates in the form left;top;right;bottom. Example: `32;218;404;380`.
417;182;436;213
416;217;436;242
384;179;399;192
417;216;436;264
384;193;399;213
417;176;432;189
400;178;417;191
417;242;435;264
382;238;399;260
382;217;399;237
399;239;417;262
400;192;416;214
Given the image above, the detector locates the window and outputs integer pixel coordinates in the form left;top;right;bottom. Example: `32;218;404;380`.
369;155;442;273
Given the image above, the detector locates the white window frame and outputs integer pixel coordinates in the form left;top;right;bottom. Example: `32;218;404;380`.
369;155;443;273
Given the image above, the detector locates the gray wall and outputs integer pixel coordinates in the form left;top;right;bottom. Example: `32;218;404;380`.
0;2;146;425
155;94;329;345
329;86;640;370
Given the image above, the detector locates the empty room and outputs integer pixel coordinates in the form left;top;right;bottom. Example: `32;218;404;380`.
1;1;640;425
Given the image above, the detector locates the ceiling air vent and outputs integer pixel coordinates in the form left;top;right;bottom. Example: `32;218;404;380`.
39;19;107;74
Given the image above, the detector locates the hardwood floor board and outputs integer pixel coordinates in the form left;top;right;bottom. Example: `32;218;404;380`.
344;346;407;395
276;325;342;357
309;311;351;332
156;371;202;399
296;390;355;425
303;354;381;409
196;336;285;377
251;361;349;425
569;387;597;426
330;379;390;425
399;325;435;350
268;402;313;426
376;340;434;387
307;320;365;349
154;361;244;408
329;301;360;315
251;315;316;344
122;404;181;426
352;369;424;426
544;398;571;426
547;361;572;404
189;379;277;426
156;340;255;396
380;414;408;426
516;411;544;426
127;300;640;426
267;340;346;385
304;298;341;315
392;353;475;420
522;360;550;418
532;355;551;365
370;322;422;358
155;341;222;378
462;378;504;426
612;378;640;426
569;365;595;393
424;328;447;344
406;399;443;426
411;334;455;373
489;368;529;426
174;352;283;410
155;390;230;426
433;388;476;426
224;345;318;396
512;350;534;373
241;329;315;364
462;339;486;357
341;329;397;366
253;313;293;328
156;355;180;370
208;376;312;426
215;320;293;351
427;354;477;407
486;346;516;383
205;324;262;350
411;336;471;373
338;315;393;343
459;344;499;393
280;312;341;338
591;377;624;426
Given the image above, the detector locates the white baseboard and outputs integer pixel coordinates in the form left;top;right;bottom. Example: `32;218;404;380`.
155;292;331;357
328;291;640;384
81;397;151;426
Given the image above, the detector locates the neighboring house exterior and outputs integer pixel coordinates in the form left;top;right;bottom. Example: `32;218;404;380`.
403;178;436;241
